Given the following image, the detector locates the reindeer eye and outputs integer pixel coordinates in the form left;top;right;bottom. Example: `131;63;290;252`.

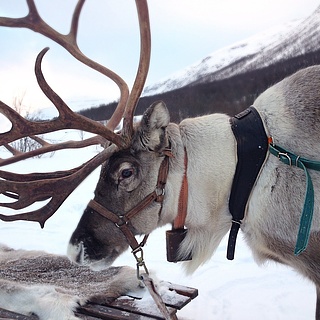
121;168;134;179
115;163;139;191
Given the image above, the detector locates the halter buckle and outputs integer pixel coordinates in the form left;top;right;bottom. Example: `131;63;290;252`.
277;152;292;166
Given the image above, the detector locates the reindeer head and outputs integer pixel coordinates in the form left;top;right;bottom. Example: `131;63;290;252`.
68;101;172;268
0;1;176;269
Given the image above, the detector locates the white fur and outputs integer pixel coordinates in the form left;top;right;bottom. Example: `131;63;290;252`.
177;114;236;272
0;281;80;320
70;67;320;274
0;244;144;319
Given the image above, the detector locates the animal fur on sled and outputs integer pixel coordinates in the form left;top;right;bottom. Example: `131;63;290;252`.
0;244;144;320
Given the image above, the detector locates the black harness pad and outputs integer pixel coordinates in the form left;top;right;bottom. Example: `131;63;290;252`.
227;106;268;260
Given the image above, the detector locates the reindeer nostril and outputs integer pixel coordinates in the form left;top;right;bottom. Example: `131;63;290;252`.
76;243;85;264
67;242;85;265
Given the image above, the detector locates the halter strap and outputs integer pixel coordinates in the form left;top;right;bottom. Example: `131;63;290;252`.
87;152;171;263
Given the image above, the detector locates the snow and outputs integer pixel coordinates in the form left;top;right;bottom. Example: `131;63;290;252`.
0;136;316;319
143;4;320;98
143;20;301;96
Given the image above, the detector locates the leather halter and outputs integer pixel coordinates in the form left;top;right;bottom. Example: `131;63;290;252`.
87;143;191;269
88;151;171;247
87;148;172;274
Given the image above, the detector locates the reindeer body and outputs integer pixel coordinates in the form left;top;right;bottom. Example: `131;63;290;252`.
179;65;320;314
179;65;320;274
68;66;320;317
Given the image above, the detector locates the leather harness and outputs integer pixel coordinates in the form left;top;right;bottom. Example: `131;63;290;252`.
228;106;269;260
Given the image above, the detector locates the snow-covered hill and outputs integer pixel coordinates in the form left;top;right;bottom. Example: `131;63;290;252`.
144;5;320;96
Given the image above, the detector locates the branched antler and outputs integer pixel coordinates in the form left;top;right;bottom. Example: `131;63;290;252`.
0;144;117;227
0;47;120;164
0;0;151;226
0;0;129;132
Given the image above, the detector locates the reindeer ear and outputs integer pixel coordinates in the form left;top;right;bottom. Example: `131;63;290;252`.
137;101;170;152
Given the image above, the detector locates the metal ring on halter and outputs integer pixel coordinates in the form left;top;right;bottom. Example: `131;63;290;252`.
155;187;165;197
115;216;128;228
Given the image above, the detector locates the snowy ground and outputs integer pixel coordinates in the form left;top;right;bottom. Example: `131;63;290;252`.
0;140;316;320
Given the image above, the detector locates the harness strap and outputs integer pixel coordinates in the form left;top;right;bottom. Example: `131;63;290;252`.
228;106;269;260
174;148;188;229
269;143;320;255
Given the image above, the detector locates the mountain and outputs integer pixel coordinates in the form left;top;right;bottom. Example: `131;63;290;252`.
79;5;320;123
143;5;320;96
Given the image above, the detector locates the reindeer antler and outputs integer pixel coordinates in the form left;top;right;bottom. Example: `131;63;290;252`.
0;0;129;133
0;0;151;226
0;144;118;227
0;47;122;161
122;0;151;140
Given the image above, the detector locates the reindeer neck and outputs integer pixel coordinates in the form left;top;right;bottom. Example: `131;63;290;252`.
179;114;236;226
161;115;237;231
161;114;237;270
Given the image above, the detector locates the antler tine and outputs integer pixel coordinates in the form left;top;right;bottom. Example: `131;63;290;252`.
0;135;105;167
0;0;128;139
122;0;151;142
0;48;120;166
0;1;153;227
0;144;118;227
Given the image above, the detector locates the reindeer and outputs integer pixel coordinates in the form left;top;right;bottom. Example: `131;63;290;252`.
0;0;320;319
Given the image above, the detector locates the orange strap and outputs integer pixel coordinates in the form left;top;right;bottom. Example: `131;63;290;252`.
173;148;188;229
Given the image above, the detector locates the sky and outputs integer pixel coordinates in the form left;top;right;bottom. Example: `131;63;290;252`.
0;0;319;118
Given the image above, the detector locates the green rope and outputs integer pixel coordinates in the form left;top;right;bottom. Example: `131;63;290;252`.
269;144;320;255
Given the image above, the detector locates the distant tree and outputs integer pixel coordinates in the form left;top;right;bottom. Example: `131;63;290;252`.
9;94;44;156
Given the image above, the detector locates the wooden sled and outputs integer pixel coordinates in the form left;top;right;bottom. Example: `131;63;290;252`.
0;282;198;320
